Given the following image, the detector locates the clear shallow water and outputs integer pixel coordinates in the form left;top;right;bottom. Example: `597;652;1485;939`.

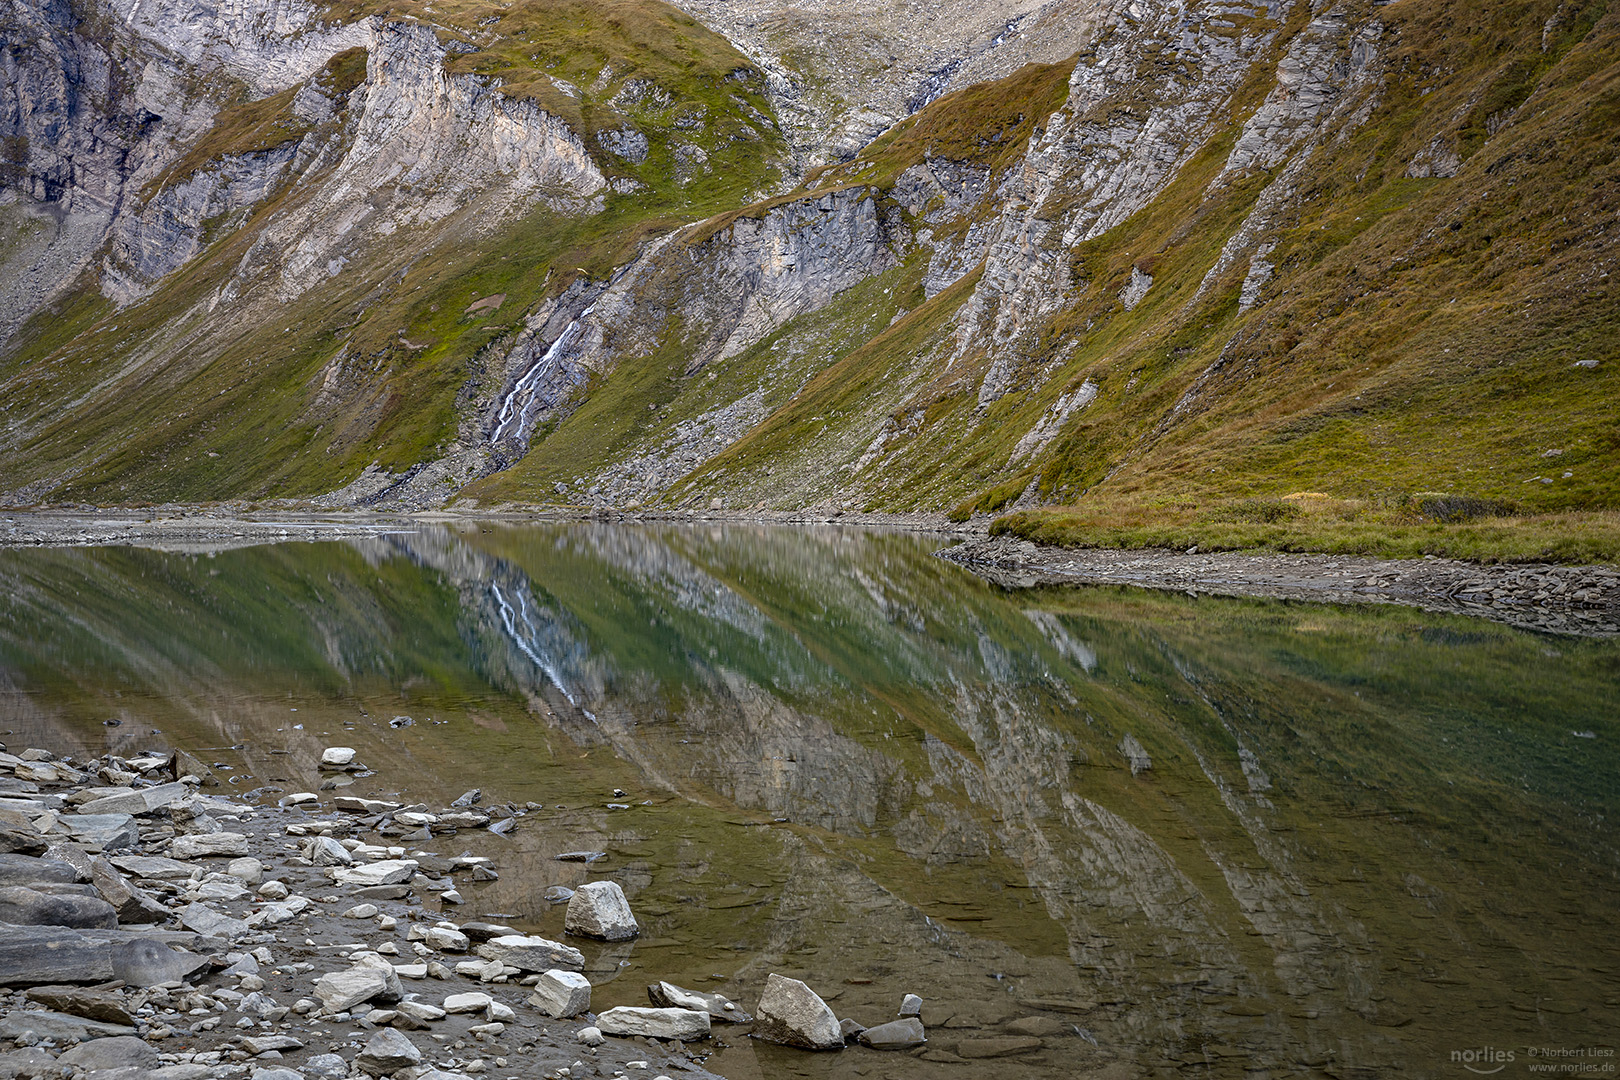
0;522;1616;1080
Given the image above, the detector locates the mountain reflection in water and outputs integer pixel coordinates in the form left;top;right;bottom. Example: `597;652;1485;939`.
0;522;1615;1079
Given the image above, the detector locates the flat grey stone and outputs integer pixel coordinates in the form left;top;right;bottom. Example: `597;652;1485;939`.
58;1035;157;1072
60;814;140;853
0;884;118;929
76;782;193;817
241;1034;304;1055
595;1006;710;1041
179;902;249;939
24;983;136;1025
475;934;583;972
354;1028;421;1075
0;1009;136;1042
0;854;79;887
0;923;116;985
108;854;196;880
168;832;250;859
858;1017;926;1050
107;936;211;987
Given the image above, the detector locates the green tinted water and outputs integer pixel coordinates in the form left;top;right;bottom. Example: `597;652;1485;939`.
0;523;1615;1079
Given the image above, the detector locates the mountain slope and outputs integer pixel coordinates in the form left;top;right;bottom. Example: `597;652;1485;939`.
1;0;1616;531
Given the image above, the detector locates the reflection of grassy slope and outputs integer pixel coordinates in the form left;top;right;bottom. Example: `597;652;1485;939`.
1;526;1616;1048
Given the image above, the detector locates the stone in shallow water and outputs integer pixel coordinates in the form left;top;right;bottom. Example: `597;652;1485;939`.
529;969;592;1018
753;973;842;1050
647;980;751;1022
320;747;357;767
595;1006;710;1041
858;1017;926;1050
563;880;639;941
956;1035;1044;1058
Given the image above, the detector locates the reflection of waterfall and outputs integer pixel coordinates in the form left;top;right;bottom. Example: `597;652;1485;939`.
490;581;592;718
491;305;595;444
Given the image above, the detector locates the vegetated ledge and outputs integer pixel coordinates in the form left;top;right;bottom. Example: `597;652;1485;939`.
938;535;1620;639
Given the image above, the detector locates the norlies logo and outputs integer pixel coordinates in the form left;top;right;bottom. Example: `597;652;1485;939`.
1455;1048;1518;1074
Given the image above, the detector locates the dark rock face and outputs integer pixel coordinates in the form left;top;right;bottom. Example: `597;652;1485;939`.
0;885;119;929
0;855;79;887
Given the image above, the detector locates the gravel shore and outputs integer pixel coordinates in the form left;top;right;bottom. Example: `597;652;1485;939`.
939;536;1620;637
0;742;892;1080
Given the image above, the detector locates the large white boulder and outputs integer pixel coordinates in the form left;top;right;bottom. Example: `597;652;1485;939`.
528;969;591;1018
562;880;639;941
754;973;842;1050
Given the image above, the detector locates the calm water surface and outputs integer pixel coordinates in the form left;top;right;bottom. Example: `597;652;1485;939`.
0;523;1615;1080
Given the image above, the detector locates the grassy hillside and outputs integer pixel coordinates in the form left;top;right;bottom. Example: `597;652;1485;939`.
0;0;784;504
2;0;1616;568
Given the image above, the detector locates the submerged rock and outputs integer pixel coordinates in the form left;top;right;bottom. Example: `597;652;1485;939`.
754;973;843;1050
647;979;751;1022
858;1017;926;1050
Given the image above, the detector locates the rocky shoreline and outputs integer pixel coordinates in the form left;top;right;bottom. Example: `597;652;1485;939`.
0;508;972;550
0;744;932;1080
6;506;1618;636
940;536;1620;637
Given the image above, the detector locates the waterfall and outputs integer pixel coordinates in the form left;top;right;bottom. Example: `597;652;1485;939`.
490;304;595;444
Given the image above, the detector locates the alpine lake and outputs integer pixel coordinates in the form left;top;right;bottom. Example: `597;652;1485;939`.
0;522;1615;1080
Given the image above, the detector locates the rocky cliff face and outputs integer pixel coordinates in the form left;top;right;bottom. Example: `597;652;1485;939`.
1;0;1614;517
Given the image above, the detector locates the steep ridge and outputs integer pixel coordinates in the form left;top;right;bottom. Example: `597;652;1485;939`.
0;0;1616;522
